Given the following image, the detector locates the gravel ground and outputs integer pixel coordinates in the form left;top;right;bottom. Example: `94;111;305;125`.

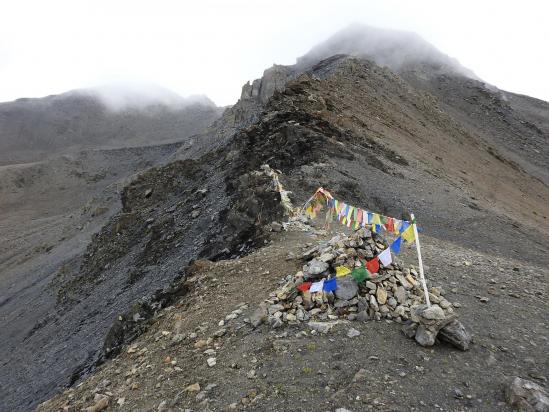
37;225;549;412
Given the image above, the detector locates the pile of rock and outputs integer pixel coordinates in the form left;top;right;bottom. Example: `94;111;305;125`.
252;228;471;350
403;304;471;350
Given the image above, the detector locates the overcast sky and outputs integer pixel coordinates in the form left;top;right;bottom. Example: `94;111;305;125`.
1;0;548;106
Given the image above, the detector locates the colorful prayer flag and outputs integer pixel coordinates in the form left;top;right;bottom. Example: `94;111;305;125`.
378;248;392;267
323;277;337;292
361;210;368;227
352;265;369;283
401;225;415;243
385;218;394;233
336;266;351;277
390;237;402;254
310;279;324;293
366;257;380;274
346;205;353;220
297;282;311;292
335;200;342;215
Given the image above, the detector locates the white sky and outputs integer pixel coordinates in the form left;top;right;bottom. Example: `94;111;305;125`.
1;0;548;106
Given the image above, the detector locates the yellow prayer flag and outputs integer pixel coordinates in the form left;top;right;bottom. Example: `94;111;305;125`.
346;206;354;220
372;213;381;225
401;225;416;243
336;266;351;277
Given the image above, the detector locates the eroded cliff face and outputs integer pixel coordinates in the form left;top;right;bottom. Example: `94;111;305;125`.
240;65;291;105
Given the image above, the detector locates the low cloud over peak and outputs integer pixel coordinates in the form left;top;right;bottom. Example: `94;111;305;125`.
73;82;217;112
298;23;478;79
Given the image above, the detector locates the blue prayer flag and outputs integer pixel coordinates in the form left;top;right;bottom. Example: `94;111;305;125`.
400;221;410;233
375;224;382;233
323;277;337;292
391;236;402;254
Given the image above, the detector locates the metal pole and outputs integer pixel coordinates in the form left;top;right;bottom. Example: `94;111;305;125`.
411;213;431;307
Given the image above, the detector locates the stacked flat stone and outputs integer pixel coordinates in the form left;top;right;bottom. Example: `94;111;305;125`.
253;229;470;350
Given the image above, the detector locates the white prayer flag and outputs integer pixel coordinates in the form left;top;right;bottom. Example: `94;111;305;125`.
310;279;325;293
378;248;392;267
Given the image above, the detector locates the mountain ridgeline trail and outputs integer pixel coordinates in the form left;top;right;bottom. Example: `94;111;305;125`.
0;25;548;412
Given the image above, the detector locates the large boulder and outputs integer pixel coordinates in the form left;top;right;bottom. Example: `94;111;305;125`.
505;377;549;412
438;320;472;351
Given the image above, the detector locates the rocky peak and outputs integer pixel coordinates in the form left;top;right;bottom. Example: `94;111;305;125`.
240;64;291;105
297;23;478;80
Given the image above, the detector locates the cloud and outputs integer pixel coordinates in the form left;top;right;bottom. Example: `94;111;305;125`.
74;82;216;112
297;23;478;79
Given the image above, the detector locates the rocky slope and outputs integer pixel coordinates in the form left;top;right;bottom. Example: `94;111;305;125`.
1;26;548;411
37;222;549;412
0;91;224;410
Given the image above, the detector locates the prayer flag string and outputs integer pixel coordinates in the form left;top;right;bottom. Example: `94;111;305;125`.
298;187;419;294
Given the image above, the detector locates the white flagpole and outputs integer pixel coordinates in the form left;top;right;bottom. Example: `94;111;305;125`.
410;213;431;307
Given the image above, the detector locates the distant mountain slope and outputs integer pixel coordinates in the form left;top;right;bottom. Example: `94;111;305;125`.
399;71;549;184
504;92;549;131
0;88;223;165
293;24;549;185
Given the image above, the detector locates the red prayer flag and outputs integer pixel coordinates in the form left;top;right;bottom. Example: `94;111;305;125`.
366;257;380;274
357;209;363;224
386;217;394;232
297;282;312;292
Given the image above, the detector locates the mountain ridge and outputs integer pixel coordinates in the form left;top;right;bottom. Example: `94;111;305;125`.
0;25;548;411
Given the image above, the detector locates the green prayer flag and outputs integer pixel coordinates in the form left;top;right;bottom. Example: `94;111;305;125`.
352;265;369;283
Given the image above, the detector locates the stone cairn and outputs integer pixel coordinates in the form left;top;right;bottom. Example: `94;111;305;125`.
251;228;471;350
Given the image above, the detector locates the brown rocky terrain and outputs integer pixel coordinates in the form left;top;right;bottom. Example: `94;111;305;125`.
0;25;547;411
37;223;548;412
